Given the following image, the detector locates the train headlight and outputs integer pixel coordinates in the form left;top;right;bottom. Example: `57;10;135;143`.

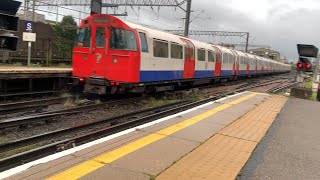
112;58;118;63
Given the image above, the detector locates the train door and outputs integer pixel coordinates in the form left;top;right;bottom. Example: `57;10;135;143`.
245;55;250;75
73;26;108;78
231;54;236;76
181;38;195;79
91;26;108;77
232;50;239;76
254;57;258;74
212;46;221;76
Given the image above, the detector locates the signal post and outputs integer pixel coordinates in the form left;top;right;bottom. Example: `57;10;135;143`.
297;44;319;100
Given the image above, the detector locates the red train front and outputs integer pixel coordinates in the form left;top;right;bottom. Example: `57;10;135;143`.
73;14;141;93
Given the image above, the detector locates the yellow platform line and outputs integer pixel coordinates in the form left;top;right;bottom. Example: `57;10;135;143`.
47;93;256;180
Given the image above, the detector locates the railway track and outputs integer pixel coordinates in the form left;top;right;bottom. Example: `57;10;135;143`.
0;90;70;102
0;97;70;115
0;97;144;130
0;74;294;171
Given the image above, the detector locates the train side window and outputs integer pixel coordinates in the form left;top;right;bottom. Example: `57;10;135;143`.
223;53;228;64
171;43;183;59
95;27;105;47
139;32;148;53
228;54;234;64
153;39;168;58
198;49;205;61
77;27;91;47
208;50;215;62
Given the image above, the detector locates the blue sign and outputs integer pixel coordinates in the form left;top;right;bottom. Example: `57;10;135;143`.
26;22;32;31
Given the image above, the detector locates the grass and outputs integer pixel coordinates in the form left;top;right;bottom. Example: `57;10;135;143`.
56;63;71;68
63;98;75;108
305;80;313;89
61;92;72;98
95;99;102;104
311;92;317;101
63;96;89;108
0;136;9;144
0;141;49;159
142;97;179;108
30;63;43;67
12;62;23;66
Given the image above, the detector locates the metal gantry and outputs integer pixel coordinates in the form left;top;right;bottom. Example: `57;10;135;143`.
165;30;250;52
36;0;186;7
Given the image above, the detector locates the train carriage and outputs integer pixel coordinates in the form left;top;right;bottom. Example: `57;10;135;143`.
246;53;257;75
236;51;249;76
72;14;290;94
192;41;216;79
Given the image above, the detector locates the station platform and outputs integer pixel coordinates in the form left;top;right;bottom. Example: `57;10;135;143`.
239;98;320;180
0;92;288;180
0;66;71;79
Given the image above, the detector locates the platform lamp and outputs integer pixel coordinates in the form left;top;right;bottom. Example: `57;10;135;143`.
297;44;319;99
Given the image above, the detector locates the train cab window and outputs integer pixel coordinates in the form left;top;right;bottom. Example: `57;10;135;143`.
171;43;183;59
110;28;137;51
153;40;168;58
95;27;105;47
197;49;206;61
139;32;148;52
77;27;91;47
208;50;215;62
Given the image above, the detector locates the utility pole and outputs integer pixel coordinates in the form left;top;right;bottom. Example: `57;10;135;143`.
245;32;250;52
312;55;320;93
32;0;35;22
184;0;192;37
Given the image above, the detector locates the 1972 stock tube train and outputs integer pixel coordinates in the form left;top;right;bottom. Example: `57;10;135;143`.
72;14;291;94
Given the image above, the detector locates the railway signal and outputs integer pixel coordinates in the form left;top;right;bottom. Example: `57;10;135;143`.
0;0;21;51
296;57;313;72
297;44;320;96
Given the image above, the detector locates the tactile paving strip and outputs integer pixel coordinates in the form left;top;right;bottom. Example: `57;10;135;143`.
157;95;287;180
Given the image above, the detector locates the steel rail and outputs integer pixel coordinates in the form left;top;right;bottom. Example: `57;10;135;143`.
0;97;143;130
0;97;68;114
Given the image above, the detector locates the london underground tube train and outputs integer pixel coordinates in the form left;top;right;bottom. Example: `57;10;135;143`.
72;14;291;94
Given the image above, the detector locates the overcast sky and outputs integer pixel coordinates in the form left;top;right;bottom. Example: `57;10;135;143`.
26;0;320;61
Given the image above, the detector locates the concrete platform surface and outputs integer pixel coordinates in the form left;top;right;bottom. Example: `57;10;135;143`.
0;66;71;79
1;92;273;180
157;95;287;180
239;98;320;180
0;66;72;73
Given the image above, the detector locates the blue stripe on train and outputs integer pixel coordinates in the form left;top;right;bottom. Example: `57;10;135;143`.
238;70;247;75
221;70;233;76
194;71;214;78
140;71;183;82
140;69;266;82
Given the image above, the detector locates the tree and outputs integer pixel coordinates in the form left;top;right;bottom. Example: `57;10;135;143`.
52;16;78;60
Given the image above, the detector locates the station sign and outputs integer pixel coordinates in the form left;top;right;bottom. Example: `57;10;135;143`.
26;22;32;31
23;32;36;42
